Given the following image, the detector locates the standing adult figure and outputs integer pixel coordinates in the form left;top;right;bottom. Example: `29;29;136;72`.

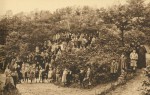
62;68;68;86
130;50;138;72
21;62;26;82
16;65;22;83
110;59;119;80
120;53;127;71
11;70;18;88
137;44;147;69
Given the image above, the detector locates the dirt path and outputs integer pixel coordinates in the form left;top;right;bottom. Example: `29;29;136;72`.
17;80;114;95
106;52;150;95
17;52;150;95
106;70;146;95
2;46;150;95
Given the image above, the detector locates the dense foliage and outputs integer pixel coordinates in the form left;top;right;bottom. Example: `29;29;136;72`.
0;0;150;88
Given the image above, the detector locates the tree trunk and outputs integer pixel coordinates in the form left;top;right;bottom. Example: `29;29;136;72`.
121;30;124;47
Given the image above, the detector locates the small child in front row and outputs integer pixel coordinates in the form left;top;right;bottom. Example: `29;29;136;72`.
39;68;43;83
35;68;39;83
29;70;35;83
41;69;47;83
48;68;54;83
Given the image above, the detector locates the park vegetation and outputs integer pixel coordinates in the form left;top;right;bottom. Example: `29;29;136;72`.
0;0;150;88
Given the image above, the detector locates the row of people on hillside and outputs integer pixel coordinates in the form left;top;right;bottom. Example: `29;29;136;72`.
4;50;147;90
5;43;147;87
110;43;147;80
3;32;147;89
5;63;92;88
3;32;97;71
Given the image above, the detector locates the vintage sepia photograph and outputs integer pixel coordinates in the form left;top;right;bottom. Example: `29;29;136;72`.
0;0;150;95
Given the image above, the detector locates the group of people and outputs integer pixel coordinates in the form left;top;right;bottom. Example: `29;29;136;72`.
3;31;148;90
110;42;147;80
3;32;98;89
4;62;92;88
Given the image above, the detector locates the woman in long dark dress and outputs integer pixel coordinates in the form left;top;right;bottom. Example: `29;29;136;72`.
16;65;22;83
137;45;147;69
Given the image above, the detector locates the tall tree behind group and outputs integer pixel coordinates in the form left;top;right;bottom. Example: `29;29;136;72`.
102;0;146;46
0;0;150;55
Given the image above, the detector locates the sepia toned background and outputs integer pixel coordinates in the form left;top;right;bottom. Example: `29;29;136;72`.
1;0;150;15
0;0;150;95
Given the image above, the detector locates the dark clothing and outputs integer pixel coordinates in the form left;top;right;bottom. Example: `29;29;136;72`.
79;72;85;84
30;71;35;83
42;71;46;82
67;72;73;85
16;67;22;82
11;72;18;87
137;46;147;69
35;70;39;78
25;72;29;82
35;64;40;70
45;65;49;79
34;55;41;63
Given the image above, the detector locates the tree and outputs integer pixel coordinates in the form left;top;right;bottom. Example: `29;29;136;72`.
127;0;145;17
102;0;146;46
102;5;130;46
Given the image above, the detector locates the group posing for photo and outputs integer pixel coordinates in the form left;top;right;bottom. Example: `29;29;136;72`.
3;32;147;89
